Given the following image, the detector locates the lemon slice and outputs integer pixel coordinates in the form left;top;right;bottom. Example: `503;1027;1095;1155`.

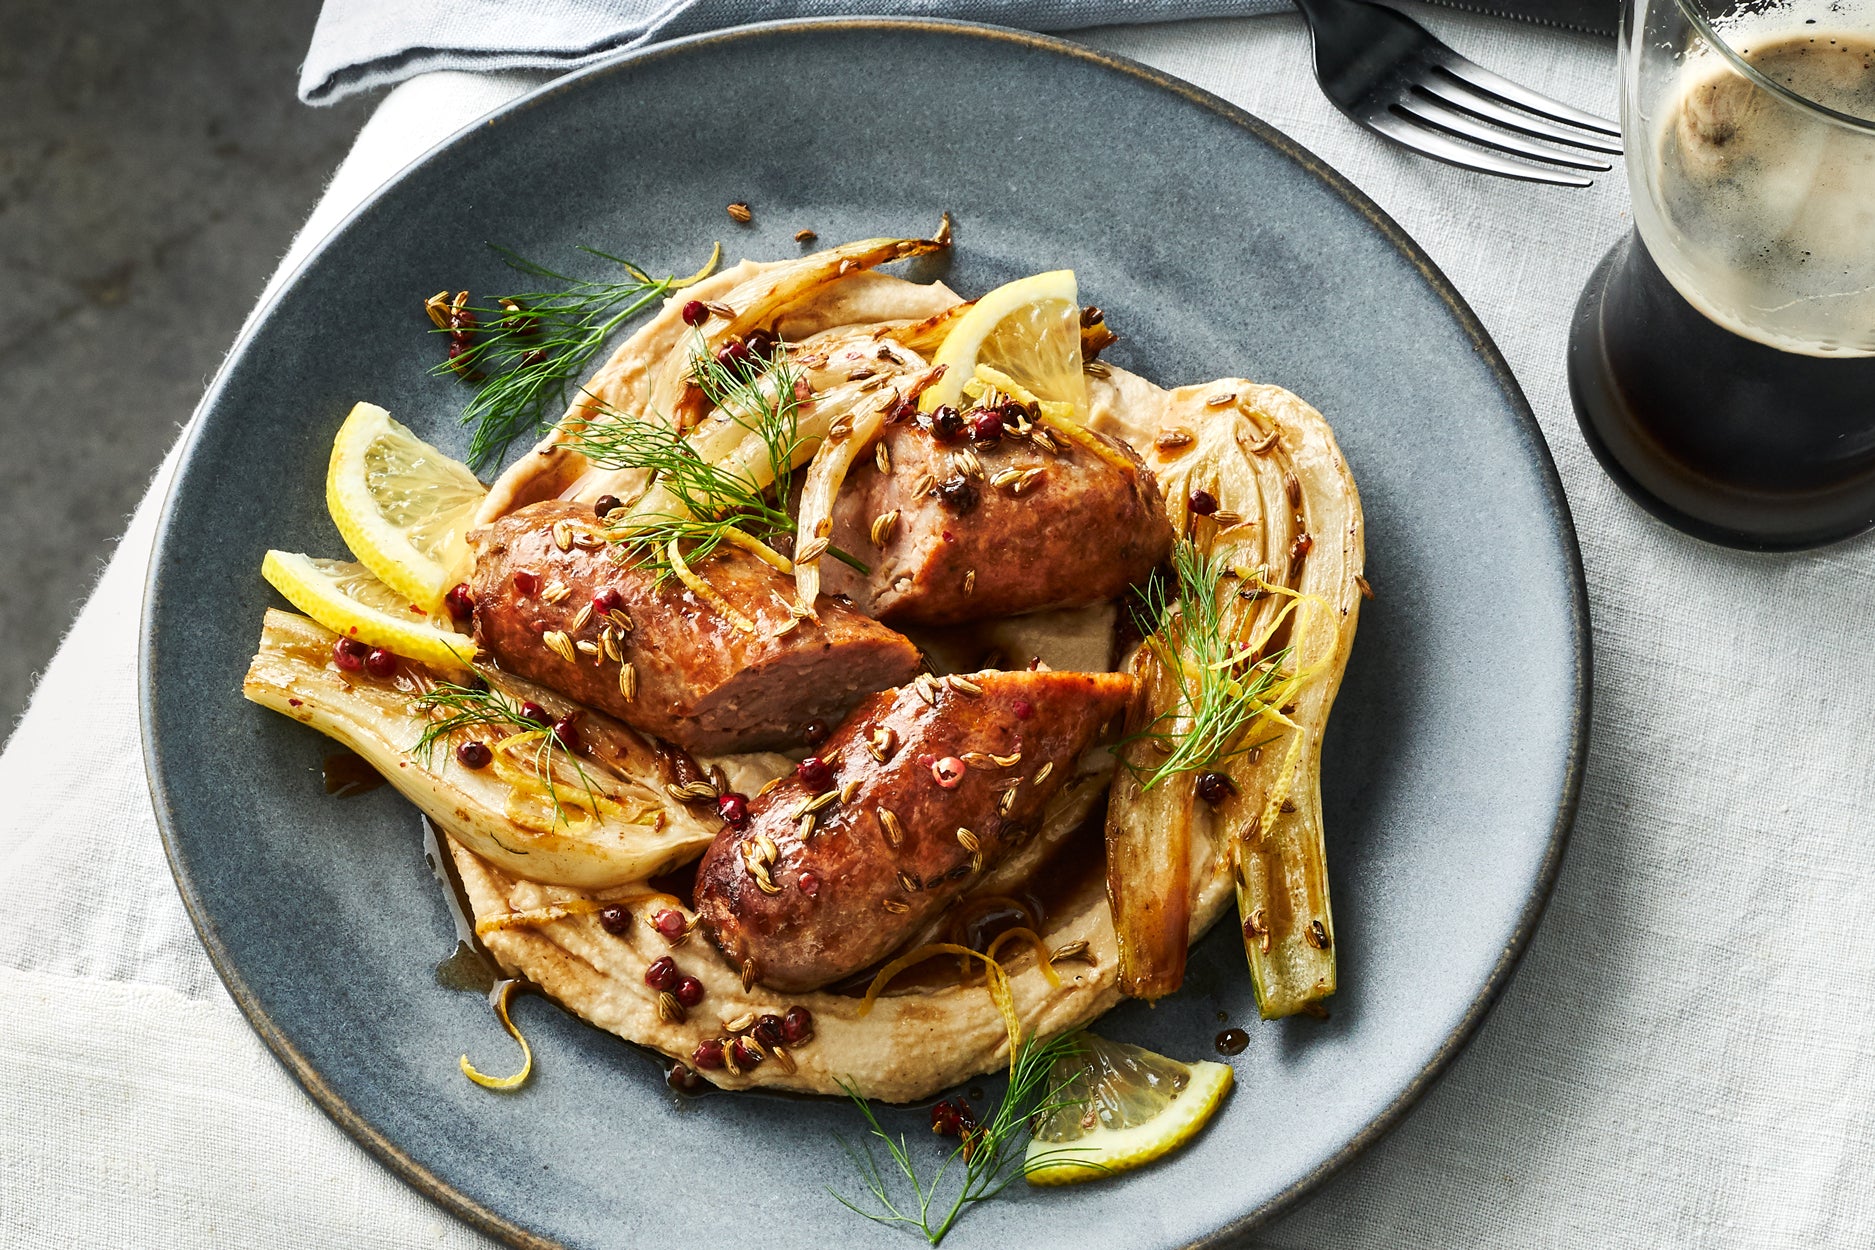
326;402;485;611
261;550;475;671
922;270;1087;418
1023;1034;1233;1185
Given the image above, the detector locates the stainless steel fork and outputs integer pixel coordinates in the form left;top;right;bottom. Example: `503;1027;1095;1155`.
1294;0;1622;186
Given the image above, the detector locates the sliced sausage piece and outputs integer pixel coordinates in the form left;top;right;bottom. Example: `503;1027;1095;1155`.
693;667;1135;992
470;501;921;754
818;418;1172;626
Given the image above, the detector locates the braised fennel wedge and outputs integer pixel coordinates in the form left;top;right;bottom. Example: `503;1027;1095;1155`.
243;609;718;888
1106;381;1364;1016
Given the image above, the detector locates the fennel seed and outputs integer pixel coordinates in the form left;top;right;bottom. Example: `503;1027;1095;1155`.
542;629;577;663
726;201;753;223
1245;908;1272;953
867;726;898;763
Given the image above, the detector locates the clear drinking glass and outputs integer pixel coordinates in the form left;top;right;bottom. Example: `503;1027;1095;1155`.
1568;0;1875;548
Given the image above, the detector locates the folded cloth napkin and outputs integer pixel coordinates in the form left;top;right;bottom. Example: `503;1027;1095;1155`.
301;0;1618;104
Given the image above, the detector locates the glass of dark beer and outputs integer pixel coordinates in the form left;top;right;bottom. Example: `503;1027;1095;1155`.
1569;0;1875;549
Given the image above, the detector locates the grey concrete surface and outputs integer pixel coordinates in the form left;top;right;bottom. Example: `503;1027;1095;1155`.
0;0;372;735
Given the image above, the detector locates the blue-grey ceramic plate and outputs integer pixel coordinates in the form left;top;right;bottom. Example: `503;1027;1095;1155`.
142;18;1588;1250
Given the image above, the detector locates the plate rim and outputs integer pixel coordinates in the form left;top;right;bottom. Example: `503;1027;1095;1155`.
139;16;1592;1248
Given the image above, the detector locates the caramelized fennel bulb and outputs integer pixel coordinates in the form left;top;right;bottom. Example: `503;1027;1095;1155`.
1105;644;1195;1001
243;609;718;888
1107;380;1363;1016
475;228;956;524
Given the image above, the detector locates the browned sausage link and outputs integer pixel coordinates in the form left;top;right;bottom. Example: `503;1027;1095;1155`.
694;668;1136;992
470;501;922;754
819;421;1172;626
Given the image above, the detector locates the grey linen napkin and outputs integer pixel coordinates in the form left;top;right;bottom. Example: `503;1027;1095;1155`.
300;0;1617;105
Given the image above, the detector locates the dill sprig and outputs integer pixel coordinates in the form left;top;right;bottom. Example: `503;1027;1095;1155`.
1126;541;1296;790
565;333;864;580
686;330;809;511
564;345;804;578
412;681;597;828
830;1030;1100;1245
432;244;715;470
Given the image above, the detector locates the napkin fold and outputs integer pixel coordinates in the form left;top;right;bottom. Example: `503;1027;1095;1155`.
300;0;1618;105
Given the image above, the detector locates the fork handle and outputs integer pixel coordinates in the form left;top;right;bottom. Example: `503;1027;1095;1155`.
1290;0;1432;106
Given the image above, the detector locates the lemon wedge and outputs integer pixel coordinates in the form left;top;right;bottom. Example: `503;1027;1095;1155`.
260;550;475;671
923;270;1087;419
1023;1034;1233;1185
326;402;485;611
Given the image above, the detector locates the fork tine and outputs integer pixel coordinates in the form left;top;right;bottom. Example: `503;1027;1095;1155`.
1416;77;1624;154
1397;96;1613;171
1433;51;1621;136
1366;112;1595;187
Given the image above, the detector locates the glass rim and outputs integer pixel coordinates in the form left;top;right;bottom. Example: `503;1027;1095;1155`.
1673;0;1875;133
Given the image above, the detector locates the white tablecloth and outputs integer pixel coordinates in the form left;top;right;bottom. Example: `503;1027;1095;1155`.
6;12;1873;1248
